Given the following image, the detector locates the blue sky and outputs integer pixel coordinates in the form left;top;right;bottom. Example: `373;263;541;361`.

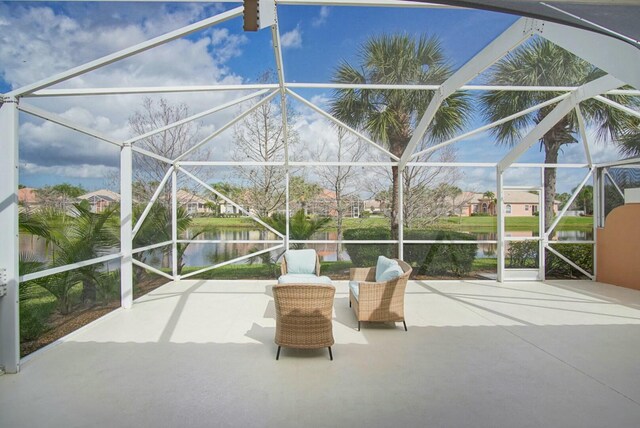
0;2;621;193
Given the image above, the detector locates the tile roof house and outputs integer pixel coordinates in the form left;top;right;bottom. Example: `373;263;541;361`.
78;189;121;213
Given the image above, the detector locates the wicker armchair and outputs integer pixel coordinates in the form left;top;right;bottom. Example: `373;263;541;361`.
272;284;335;360
278;250;332;285
280;251;321;276
349;259;412;331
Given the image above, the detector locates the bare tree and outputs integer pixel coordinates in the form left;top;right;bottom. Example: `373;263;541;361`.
402;145;467;228
315;128;366;260
129;97;208;205
366;142;468;228
232;71;298;216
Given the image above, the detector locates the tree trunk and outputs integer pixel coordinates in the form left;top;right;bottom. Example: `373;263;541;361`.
81;278;96;304
390;164;400;258
543;141;560;237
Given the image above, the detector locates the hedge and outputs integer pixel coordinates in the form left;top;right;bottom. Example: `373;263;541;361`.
505;241;593;278
343;228;477;276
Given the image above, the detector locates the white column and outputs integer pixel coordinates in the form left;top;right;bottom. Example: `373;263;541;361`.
398;168;404;260
592;168;601;280
285;171;290;250
120;143;133;308
539;168;546;281
172;167;178;279
496;168;505;283
0;97;20;373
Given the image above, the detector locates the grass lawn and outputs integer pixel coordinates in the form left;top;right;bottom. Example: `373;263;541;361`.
190;215;593;232
190;217;259;228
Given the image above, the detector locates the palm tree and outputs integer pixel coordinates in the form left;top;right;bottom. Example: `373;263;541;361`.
19;204;119;312
263;209;331;250
132;203;202;276
331;33;471;252
480;38;639;231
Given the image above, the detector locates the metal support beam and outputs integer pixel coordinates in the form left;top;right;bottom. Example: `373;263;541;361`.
271;21;291;251
19;103;123;147
593;95;640;120
7;7;243;97
411;93;570;159
398;169;404;260
0;98;20;373
174;90;279;162
604;168;625;199
287;89;399;160
29;84;279;98
178;167;284;238
538;20;640;91
399;17;536;168
28;84;639;98
132;167;173;238
496;168;505;283
545;168;594;237
120;143;133;309
498;75;624;172
171;167;179;279
575;105;593;167
126;89;270;144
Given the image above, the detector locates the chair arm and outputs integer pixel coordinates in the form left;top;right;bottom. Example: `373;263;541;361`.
350;267;376;281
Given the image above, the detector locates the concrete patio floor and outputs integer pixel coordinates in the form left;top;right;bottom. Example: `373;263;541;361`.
2;279;640;427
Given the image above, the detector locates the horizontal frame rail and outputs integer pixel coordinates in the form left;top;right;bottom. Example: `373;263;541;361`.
180;244;284;279
132;259;174;281
132;240;174;255
19;253;122;283
176;240;283;244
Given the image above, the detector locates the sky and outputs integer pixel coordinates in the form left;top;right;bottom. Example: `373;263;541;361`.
0;1;628;194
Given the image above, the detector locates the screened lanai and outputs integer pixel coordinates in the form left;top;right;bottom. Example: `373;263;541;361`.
1;1;640;411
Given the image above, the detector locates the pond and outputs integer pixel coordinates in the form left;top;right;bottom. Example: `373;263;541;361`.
20;226;593;269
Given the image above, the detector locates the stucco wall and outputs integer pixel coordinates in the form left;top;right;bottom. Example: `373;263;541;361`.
596;204;640;290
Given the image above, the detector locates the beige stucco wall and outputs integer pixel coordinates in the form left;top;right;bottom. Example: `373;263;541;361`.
596;204;640;290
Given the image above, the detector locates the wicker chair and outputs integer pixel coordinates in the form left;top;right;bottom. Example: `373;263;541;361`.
272;284;335;360
349;259;412;331
280;251;321;276
278;249;332;285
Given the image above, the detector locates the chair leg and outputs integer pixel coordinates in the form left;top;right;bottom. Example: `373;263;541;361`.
276;346;281;360
403;320;407;331
357;321;360;331
328;346;333;361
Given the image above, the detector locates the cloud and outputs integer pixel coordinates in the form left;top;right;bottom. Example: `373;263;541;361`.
280;26;302;49
312;7;330;27
21;162;119;179
0;3;250;185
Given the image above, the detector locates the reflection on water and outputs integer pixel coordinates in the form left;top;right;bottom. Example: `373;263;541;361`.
20;227;593;267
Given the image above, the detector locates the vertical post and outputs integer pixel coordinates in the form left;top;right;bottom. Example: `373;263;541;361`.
592;168;600;280
496;167;505;283
120;143;133;309
539;168;546;281
171;166;178;279
398;167;404;260
285;170;290;250
0;97;20;373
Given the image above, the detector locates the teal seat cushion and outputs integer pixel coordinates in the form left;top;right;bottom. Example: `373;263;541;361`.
375;256;398;282
377;264;404;282
348;281;359;301
285;249;317;274
278;274;332;285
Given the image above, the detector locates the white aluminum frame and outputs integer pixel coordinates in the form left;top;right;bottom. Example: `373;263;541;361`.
3;0;640;372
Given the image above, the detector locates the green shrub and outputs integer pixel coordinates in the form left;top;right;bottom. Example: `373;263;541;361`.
546;244;593;278
343;228;392;266
343;228;477;276
404;230;477;276
470;212;492;217
506;241;539;268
